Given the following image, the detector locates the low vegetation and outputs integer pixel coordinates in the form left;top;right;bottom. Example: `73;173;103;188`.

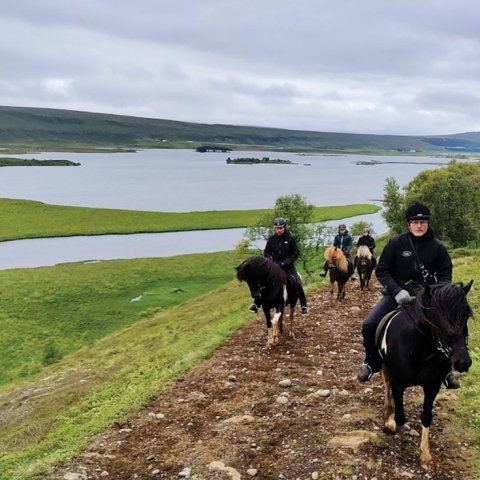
2;105;480;153
0;198;379;241
0;158;80;167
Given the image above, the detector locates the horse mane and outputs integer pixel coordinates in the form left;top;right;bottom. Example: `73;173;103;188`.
324;247;348;273
413;282;473;338
236;256;286;284
357;245;372;260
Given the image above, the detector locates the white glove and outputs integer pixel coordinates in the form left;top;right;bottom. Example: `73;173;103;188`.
395;289;413;306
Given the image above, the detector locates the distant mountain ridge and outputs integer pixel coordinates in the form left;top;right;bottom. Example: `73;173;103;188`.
1;105;480;153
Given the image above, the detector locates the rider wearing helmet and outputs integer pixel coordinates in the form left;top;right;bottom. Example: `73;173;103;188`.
248;217;309;315
356;202;458;388
319;224;355;278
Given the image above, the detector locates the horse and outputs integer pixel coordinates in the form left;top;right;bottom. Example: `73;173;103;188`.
324;246;349;300
355;245;374;290
235;256;299;346
377;281;474;467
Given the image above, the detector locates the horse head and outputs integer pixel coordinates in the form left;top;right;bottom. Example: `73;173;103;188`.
421;280;474;373
324;247;348;273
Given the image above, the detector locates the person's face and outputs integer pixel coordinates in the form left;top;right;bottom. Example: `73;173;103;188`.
363;231;369;236
274;226;285;236
409;220;429;237
339;229;346;234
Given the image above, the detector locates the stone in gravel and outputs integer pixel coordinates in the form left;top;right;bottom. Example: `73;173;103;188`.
279;379;292;387
315;389;331;397
328;430;381;452
247;468;258;476
179;467;191;477
276;396;289;404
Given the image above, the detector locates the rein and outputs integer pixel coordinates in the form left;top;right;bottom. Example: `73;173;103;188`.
405;307;455;361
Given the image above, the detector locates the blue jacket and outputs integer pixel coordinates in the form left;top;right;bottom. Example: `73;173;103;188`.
333;231;353;256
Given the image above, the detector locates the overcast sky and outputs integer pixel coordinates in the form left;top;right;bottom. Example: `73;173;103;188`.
1;0;479;135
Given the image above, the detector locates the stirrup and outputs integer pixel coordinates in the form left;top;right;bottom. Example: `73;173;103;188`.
357;363;373;382
248;304;258;313
444;372;460;389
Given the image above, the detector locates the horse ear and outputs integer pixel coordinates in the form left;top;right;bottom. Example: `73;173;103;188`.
463;279;474;295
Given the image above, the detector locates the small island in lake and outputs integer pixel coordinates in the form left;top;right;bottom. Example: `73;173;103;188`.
226;156;295;165
0;157;81;167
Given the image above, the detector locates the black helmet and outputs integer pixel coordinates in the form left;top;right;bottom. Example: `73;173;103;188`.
273;217;286;227
406;202;430;222
338;223;347;230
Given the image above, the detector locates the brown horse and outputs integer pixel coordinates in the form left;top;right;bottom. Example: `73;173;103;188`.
355;245;374;290
324;246;349;300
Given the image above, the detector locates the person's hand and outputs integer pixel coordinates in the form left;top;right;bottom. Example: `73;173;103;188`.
395;289;413;306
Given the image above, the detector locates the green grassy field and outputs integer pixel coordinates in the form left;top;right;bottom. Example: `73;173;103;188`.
0;198;379;241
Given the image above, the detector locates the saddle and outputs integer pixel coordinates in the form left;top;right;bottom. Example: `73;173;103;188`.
375;309;401;359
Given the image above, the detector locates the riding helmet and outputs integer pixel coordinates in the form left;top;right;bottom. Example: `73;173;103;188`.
273;217;287;227
405;202;430;222
338;223;347;230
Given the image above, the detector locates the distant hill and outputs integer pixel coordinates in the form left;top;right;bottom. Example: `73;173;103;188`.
1;105;480;154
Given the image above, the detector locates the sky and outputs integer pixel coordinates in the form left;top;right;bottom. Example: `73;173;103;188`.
1;0;479;136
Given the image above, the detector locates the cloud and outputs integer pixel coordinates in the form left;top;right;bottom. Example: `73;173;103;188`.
1;0;479;135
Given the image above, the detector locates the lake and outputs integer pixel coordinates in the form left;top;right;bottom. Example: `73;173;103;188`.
0;149;447;269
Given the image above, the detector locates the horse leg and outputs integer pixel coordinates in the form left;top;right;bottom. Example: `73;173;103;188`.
271;309;282;345
418;385;441;466
381;369;397;433
288;305;295;339
264;307;274;346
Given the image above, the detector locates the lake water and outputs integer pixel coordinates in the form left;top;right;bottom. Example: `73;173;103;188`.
0;149;447;270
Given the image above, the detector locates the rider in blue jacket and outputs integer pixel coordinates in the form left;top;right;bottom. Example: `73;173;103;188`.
319;224;355;278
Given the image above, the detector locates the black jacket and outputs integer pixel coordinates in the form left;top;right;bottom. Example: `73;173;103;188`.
357;234;375;253
376;228;452;297
264;230;299;271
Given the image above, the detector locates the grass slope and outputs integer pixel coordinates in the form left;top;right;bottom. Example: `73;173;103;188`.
1;105;480;153
0;198;379;241
0;251;478;479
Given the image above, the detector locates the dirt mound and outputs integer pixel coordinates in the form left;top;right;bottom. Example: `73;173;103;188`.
50;280;474;479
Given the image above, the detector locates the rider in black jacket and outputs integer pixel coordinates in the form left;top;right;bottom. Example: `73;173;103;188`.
355;228;377;269
357;202;459;388
248;217;308;315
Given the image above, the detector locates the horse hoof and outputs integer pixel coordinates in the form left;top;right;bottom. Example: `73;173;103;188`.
420;453;432;468
384;419;397;434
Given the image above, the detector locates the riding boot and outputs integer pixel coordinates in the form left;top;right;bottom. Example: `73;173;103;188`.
319;260;328;277
358;322;382;381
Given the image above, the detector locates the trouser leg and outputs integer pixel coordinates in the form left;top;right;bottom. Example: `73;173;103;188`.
291;270;307;307
361;295;397;372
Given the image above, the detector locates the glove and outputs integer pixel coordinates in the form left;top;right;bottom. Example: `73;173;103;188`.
395;289;413;306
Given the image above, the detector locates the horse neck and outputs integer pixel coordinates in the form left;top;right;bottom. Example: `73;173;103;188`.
414;291;466;341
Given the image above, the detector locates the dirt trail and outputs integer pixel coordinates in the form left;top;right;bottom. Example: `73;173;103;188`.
50;279;475;480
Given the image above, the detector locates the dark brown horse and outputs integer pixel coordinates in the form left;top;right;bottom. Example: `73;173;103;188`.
355;245;374;290
324;247;349;300
236;256;298;345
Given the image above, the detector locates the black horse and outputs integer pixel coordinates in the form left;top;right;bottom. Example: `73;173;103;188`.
236;256;298;346
377;281;474;466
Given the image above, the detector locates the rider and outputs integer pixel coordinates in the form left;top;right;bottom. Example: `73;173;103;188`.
356;202;459;389
319;223;355;278
356;227;377;269
248;217;309;315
